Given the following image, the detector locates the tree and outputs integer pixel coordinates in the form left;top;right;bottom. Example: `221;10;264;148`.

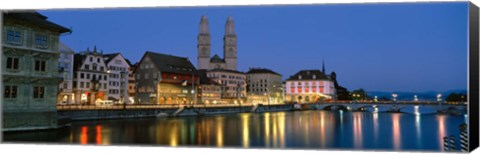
446;93;467;102
351;88;371;101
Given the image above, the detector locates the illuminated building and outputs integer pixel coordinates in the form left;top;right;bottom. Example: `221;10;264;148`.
72;47;109;105
285;69;336;103
197;70;222;104
2;12;71;131
134;51;198;104
103;53;130;104
246;68;283;104
57;42;75;105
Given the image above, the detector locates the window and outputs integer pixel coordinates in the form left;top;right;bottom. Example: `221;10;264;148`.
85;65;90;70
104;75;107;80
80;82;84;88
86;74;90;79
35;34;48;48
33;86;45;99
92;74;96;80
80;73;84;79
4;86;18;98
93;64;97;70
34;60;46;72
6;30;22;44
86;82;90;88
104;83;107;89
90;57;93;62
100;67;104;71
73;82;77;88
6;57;19;70
97;58;100;63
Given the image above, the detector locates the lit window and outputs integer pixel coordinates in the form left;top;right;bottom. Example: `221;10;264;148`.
4;86;18;98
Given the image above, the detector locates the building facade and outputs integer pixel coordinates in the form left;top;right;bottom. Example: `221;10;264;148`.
127;61;137;103
285;69;335;103
103;53;131;104
135;51;198;105
57;42;75;105
246;68;283;104
72;47;109;105
197;16;238;71
206;69;246;102
197;70;222;104
2;12;71;131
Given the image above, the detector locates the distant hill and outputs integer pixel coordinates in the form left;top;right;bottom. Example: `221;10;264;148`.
366;90;467;101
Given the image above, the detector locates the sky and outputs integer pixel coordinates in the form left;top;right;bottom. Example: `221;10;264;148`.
39;2;468;92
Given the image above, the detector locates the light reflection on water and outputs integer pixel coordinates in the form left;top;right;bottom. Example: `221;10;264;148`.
3;110;465;151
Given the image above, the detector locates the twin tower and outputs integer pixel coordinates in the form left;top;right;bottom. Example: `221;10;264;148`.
197;16;238;71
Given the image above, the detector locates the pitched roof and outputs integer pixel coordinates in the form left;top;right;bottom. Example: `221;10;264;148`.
73;54;86;72
286;69;331;81
3;11;71;33
102;53;120;64
142;51;197;75
210;54;225;63
208;68;245;74
247;68;281;76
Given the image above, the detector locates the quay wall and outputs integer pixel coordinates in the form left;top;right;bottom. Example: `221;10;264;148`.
58;104;294;121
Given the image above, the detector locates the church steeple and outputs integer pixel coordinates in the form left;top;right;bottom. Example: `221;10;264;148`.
322;60;326;73
225;16;235;36
197;15;211;70
224;15;237;70
199;15;209;34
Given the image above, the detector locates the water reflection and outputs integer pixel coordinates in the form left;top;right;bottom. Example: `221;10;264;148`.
3;110;465;152
392;114;401;150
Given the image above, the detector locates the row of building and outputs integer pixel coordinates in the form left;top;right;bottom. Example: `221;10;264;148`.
2;12;337;130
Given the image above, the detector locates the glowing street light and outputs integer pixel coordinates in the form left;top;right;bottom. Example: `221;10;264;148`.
414;95;418;102
374;96;378;102
437;94;442;102
392;93;398;102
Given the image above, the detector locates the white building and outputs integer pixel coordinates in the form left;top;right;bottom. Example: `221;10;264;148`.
207;69;246;99
246;68;283;104
72;47;109;105
103;53;131;104
285;69;335;103
57;42;75;105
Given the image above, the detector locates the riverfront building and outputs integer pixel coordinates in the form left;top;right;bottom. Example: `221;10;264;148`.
206;69;246;101
103;53;131;104
285;69;336;103
246;68;283;104
72;47;109;105
134;51;198;104
127;61;137;103
57;42;75;105
2;12;71;131
197;70;222;104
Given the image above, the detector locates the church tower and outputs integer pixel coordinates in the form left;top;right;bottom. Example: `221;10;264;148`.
224;16;237;70
198;15;211;70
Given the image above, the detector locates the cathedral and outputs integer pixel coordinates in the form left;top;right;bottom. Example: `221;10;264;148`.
197;15;238;71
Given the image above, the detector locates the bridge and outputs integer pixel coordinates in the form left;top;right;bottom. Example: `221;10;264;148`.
299;101;467;114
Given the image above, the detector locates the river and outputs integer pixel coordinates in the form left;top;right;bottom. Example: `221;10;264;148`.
3;110;467;152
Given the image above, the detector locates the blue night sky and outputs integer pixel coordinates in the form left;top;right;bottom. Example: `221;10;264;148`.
39;2;468;92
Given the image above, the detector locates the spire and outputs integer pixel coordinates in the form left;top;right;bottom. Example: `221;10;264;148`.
322;60;326;73
199;15;209;34
93;45;97;53
225;16;235;35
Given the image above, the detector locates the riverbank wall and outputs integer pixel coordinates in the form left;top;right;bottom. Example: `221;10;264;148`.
58;104;294;121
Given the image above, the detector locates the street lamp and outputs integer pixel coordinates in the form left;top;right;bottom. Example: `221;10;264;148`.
414;95;418;102
392;93;398;102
